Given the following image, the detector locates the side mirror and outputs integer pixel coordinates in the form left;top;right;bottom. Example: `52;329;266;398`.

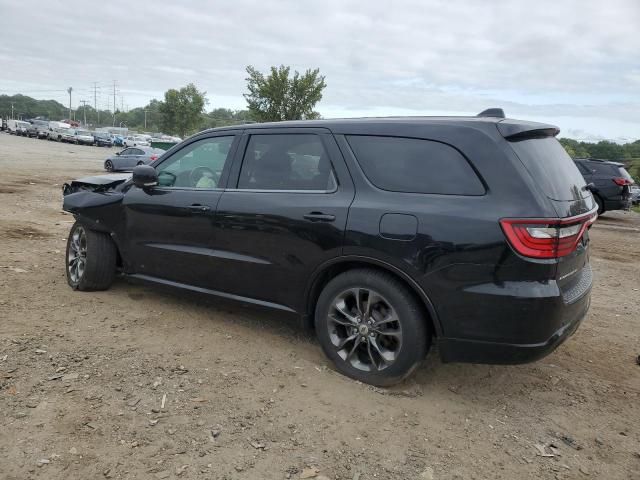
132;165;158;189
115;151;120;156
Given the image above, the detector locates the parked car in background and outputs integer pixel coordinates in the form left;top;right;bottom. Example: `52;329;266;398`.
28;119;50;139
47;121;71;140
113;135;125;147
630;185;640;205
74;129;95;145
123;135;150;147
574;158;633;214
94;132;113;147
53;128;76;143
103;146;164;171
62;110;596;386
7;119;30;136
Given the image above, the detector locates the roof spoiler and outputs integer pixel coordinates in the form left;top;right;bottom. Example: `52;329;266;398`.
477;108;505;119
497;119;560;140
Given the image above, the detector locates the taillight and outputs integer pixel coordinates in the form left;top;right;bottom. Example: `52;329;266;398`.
613;177;632;186
500;210;597;259
150;155;158;161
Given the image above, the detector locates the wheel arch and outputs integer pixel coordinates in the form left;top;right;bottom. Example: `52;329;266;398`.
72;216;124;268
304;256;442;337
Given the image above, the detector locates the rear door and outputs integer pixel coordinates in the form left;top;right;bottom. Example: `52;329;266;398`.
212;128;354;312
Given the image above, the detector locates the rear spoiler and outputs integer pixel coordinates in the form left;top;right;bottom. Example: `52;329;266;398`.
496;119;560;140
476;108;560;140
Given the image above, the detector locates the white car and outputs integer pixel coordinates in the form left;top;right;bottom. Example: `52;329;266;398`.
74;129;95;145
123;135;150;147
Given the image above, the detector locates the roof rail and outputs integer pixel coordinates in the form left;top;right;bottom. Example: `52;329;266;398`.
477;108;505;119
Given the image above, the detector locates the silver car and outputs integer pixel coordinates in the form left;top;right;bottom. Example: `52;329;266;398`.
104;147;164;172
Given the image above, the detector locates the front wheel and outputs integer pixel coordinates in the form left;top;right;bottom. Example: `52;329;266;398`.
66;223;117;291
105;160;114;171
315;269;430;386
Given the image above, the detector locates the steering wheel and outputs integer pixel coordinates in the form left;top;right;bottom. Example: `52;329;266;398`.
190;166;220;187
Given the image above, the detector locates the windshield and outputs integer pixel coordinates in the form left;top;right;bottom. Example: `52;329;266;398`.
509;137;589;201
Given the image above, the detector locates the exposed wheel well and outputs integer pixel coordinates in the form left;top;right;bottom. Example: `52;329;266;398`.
306;260;439;337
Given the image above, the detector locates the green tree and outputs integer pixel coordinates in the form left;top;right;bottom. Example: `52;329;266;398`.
159;83;207;137
243;65;326;122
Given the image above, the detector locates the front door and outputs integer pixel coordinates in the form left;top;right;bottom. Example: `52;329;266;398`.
213;129;355;313
122;134;239;289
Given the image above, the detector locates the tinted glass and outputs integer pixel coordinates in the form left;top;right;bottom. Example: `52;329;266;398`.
346;135;484;195
509;137;589;201
588;162;617;175
156;136;234;189
238;134;336;191
617;166;633;181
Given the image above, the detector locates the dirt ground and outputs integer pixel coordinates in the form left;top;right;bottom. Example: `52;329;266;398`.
0;132;639;480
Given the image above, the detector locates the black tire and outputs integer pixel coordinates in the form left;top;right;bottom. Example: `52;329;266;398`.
105;160;114;172
137;161;144;166
315;269;430;386
595;195;605;216
65;222;117;291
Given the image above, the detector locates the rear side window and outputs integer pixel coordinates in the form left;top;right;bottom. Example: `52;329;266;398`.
238;134;336;191
509;137;588;201
345;136;484;195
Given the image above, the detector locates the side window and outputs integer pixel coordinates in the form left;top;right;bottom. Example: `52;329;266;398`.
346;135;485;195
131;148;144;155
156;136;234;189
238;134;336;191
120;148;132;155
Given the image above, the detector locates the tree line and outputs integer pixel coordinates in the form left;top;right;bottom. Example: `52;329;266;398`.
0;65;326;137
2;64;637;172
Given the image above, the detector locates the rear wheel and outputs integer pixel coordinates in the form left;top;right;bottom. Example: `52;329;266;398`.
315;269;430;386
66;223;117;291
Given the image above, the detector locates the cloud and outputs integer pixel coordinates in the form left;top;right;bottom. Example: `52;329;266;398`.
0;0;638;139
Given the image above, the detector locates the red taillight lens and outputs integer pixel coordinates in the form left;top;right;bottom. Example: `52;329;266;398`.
500;211;597;259
150;155;158;161
613;177;632;186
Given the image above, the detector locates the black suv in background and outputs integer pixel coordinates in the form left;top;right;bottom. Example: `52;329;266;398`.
574;158;634;214
61;110;596;386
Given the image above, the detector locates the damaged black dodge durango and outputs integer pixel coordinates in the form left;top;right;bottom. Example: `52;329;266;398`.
62;110;596;386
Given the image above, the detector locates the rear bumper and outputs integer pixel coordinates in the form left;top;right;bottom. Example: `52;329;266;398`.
439;296;588;363
436;268;592;364
604;187;632;210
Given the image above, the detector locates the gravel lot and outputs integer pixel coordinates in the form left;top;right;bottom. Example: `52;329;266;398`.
1;133;639;480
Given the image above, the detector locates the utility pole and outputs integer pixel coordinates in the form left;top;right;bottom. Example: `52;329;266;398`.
112;81;117;127
80;100;88;126
67;87;73;120
93;82;100;125
10;102;14;119
144;109;147;129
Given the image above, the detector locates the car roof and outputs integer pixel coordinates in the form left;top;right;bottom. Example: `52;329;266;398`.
575;157;624;167
194;114;559;138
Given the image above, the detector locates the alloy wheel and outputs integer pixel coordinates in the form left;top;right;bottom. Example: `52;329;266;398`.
68;226;87;283
327;288;402;372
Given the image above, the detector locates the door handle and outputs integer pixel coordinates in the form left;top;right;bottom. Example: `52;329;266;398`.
188;204;211;214
303;212;336;222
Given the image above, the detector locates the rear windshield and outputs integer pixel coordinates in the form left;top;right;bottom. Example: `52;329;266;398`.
509;137;588;201
617;166;633;182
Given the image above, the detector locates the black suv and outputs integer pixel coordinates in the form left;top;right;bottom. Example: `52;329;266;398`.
573;158;634;214
62;110;596;386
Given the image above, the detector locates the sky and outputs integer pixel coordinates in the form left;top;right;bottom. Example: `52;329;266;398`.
0;0;638;142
